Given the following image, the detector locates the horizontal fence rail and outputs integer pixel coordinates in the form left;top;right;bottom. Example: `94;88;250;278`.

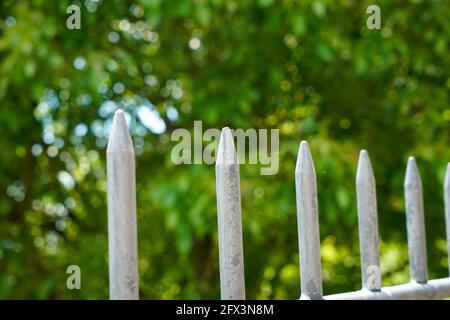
106;118;450;300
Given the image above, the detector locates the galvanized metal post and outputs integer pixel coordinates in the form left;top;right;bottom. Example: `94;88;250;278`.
107;109;139;300
295;141;323;300
356;150;381;291
404;157;428;284
215;127;246;300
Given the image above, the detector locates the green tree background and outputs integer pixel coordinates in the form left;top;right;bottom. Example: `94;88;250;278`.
0;0;449;299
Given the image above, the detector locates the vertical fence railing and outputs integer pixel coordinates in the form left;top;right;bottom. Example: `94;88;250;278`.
356;150;381;291
106;121;450;300
107;110;139;300
215;127;246;300
290;143;450;300
404;157;428;284
295;141;323;300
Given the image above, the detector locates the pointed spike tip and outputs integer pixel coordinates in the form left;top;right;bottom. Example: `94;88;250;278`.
445;163;450;190
296;140;315;173
107;109;133;153
358;149;370;166
299;140;311;156
356;149;374;183
111;109;126;125
406;156;417;169
216;127;237;166
405;156;421;187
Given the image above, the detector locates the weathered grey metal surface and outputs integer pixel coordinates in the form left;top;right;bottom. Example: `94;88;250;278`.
215;127;246;300
295;141;323;300
356;150;381;291
325;277;450;300
404;157;428;283
107;110;139;300
445;164;450;276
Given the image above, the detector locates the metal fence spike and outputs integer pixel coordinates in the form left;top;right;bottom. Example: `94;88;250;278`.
107;109;139;300
356;149;381;291
295;141;323;299
215;127;246;300
404;157;428;283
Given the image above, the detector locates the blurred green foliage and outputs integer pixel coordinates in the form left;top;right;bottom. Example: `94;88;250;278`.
0;0;449;299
